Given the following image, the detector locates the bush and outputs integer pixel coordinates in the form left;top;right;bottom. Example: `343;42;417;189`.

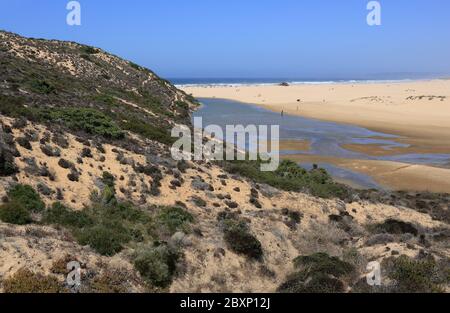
224;159;350;200
43;202;93;228
278;253;356;293
120;118;173;145
75;222;131;256
156;207;194;235
43;196;151;256
102;171;115;188
134;244;180;288
40;107;124;139
278;272;345;293
385;255;444;293
221;218;263;260
293;252;355;277
87;268;130;293
28;79;55;94
370;219;418;236
0;201;32;225
16;137;32;150
80;46;99;54
3;269;63;293
7;184;45;213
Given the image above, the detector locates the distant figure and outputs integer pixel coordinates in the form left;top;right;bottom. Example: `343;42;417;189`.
281;110;284;117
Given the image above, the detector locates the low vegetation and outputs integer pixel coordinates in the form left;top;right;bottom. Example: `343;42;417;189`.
40;107;124;139
3;269;63;293
218;212;263;260
278;253;356;293
224;159;350;199
383;255;447;293
0;184;45;225
133;244;180;288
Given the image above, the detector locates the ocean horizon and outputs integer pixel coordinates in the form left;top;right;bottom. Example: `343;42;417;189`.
168;75;444;87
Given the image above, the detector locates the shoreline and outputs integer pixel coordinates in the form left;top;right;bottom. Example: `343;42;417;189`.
284;154;450;194
185;80;450;193
183;79;450;151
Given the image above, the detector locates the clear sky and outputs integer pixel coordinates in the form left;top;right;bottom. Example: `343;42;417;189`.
1;0;449;79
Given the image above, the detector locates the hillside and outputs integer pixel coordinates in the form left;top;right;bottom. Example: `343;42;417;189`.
0;30;197;145
0;31;449;293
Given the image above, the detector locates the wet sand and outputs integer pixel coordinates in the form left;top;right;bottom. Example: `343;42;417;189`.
285;154;450;193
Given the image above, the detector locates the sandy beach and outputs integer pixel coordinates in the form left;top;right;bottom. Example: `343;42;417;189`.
183;80;450;143
183;80;450;192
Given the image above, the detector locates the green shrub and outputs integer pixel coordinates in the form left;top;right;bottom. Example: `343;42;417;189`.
221;218;263;260
0;201;32;225
3;269;63;293
278;271;345;293
28;79;55;94
120;118;173;145
75;222;131;256
40;107;124;139
93;93;117;106
278;253;356;293
43;196;151;256
87;269;130;293
133;244;180;288
224;159;350;199
148;206;194;237
294;252;355;277
80;46;99;54
93;201;150;224
7;184;45;213
43;202;93;228
101;171;116;188
370;219;418;236
386;255;444;293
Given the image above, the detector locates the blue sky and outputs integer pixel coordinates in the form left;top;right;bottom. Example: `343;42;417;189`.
1;0;449;79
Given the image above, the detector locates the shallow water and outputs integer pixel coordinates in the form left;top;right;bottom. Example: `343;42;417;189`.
193;98;450;189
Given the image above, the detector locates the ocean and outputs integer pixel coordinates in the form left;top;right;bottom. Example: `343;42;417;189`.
168;77;424;87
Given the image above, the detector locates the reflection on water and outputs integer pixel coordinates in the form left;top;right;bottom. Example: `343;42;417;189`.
194;98;450;189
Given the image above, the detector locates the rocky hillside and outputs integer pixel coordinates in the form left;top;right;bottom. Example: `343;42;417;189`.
0;32;449;293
